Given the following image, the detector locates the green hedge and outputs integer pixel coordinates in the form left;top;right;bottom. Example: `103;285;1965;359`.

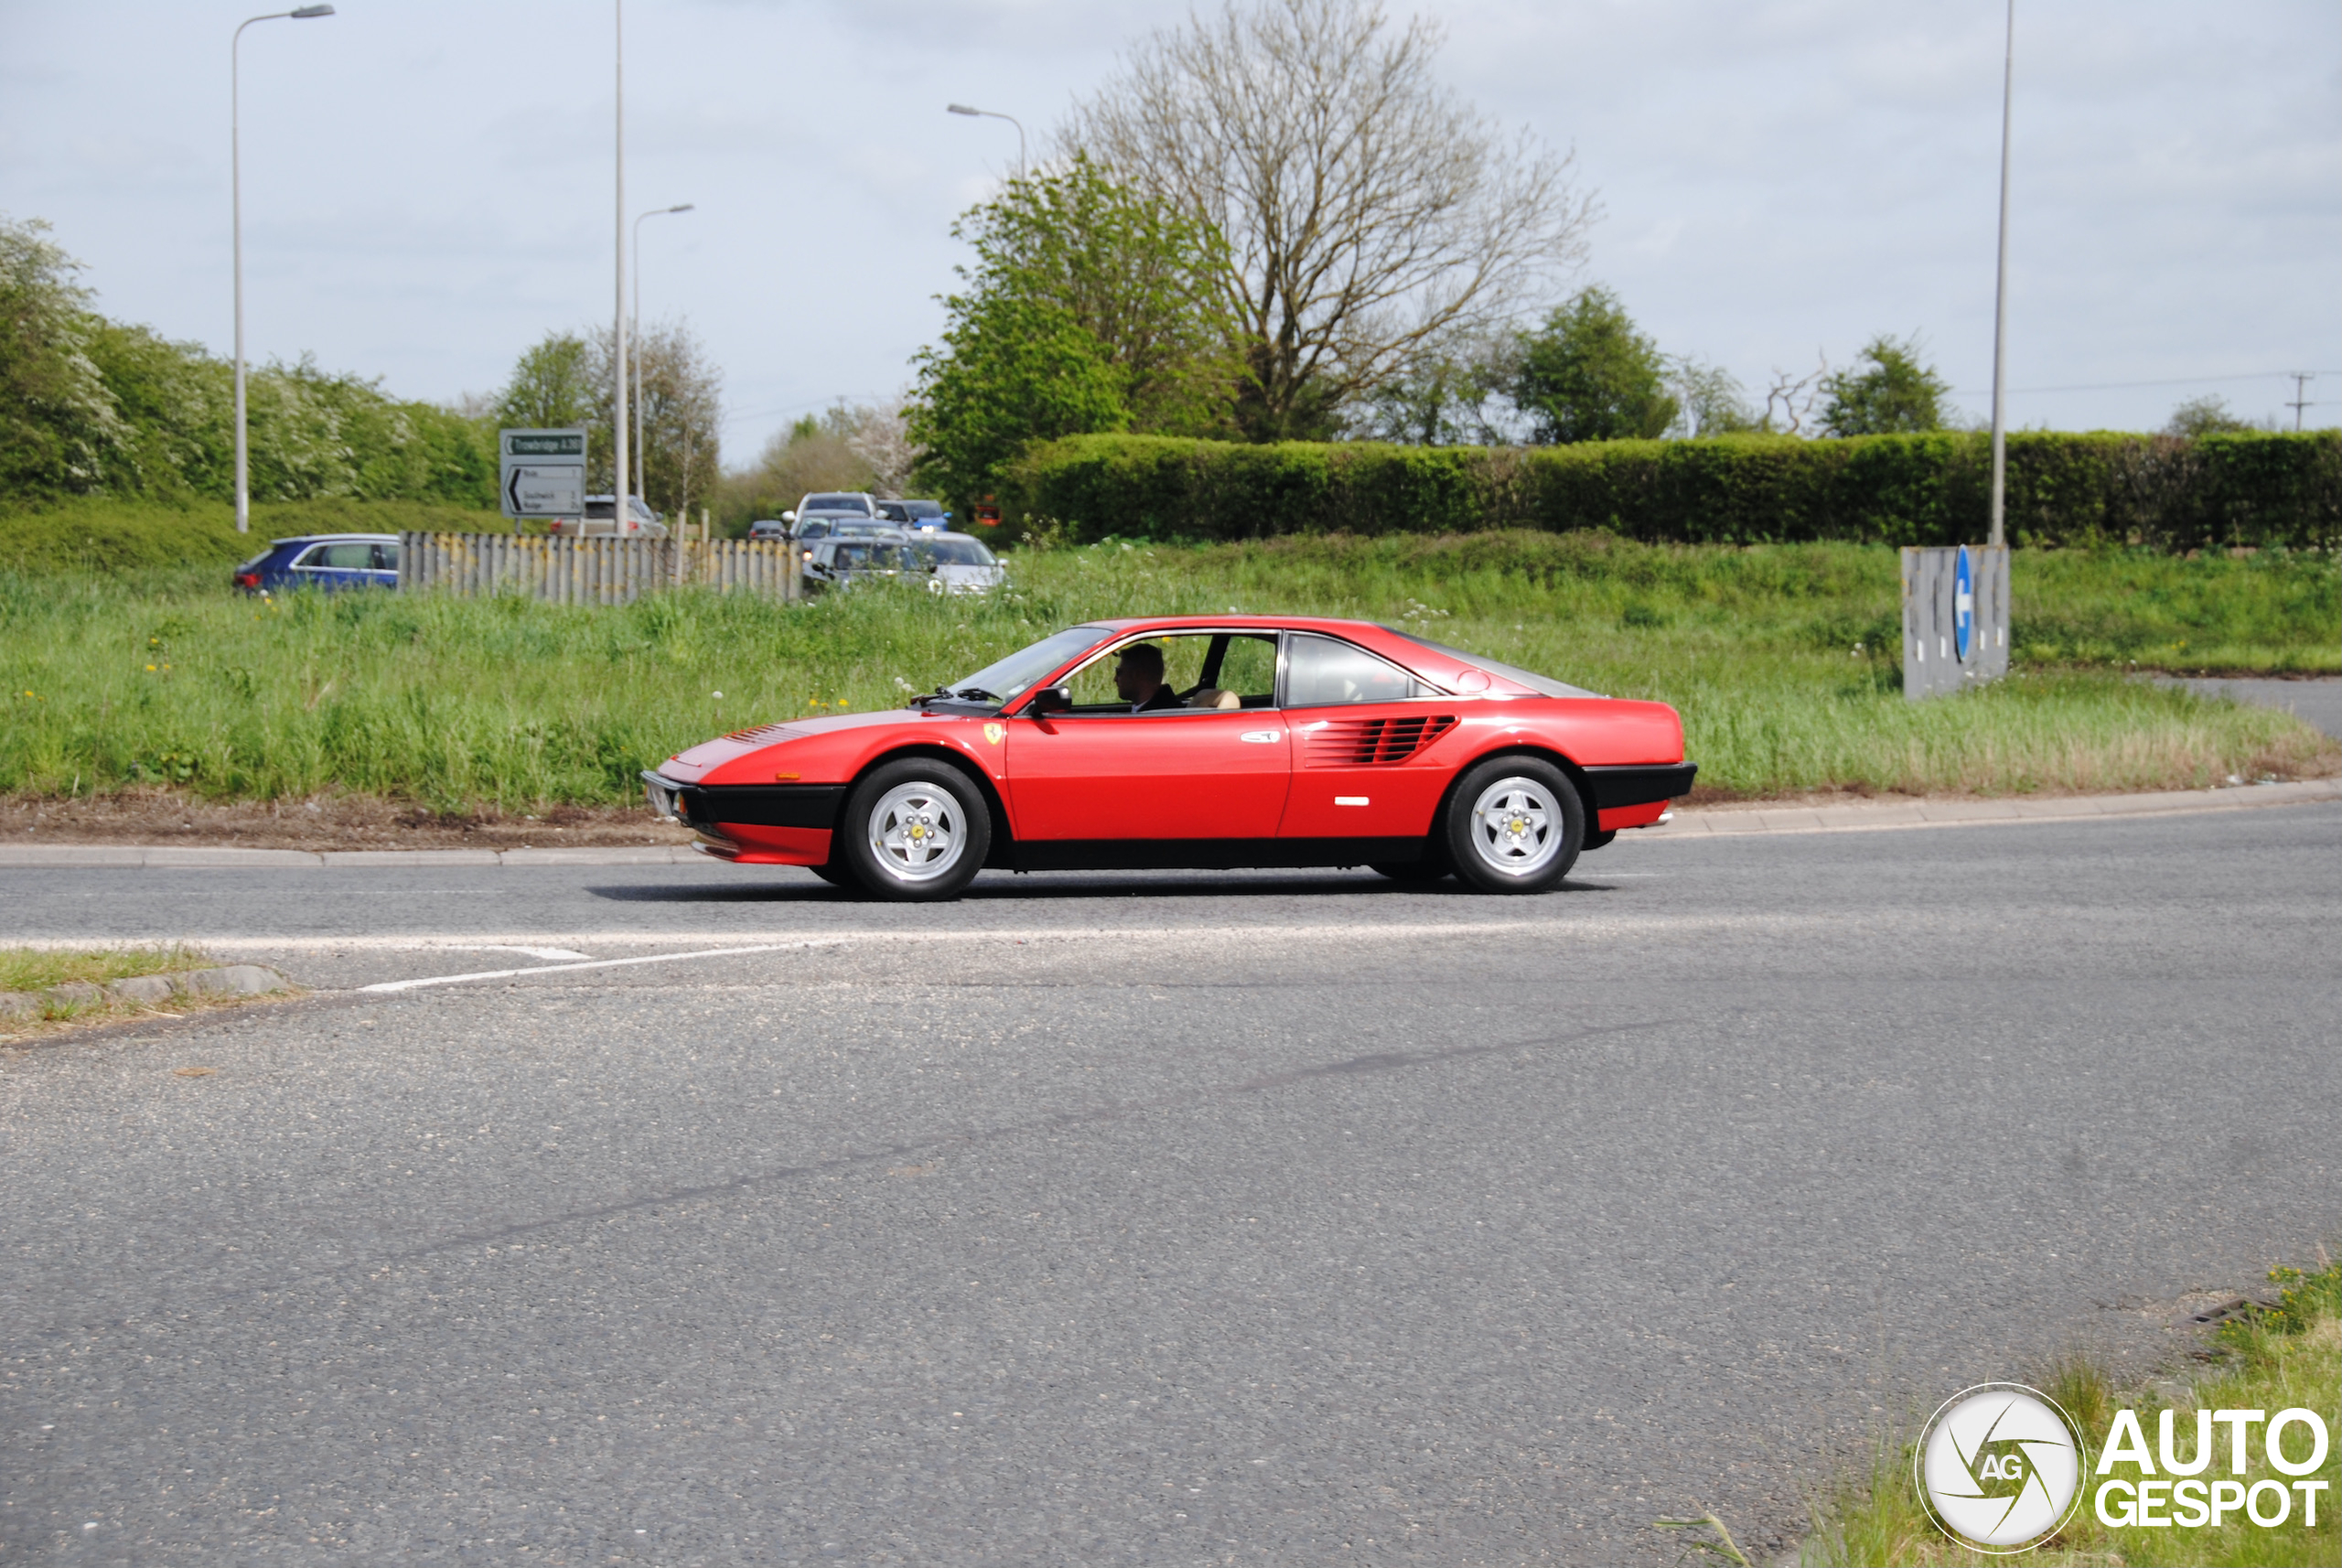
999;430;2342;550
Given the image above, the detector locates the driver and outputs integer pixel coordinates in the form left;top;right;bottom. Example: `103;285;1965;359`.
1113;643;1179;713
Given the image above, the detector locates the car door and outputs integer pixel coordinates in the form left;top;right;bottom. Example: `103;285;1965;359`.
1278;632;1460;840
1006;631;1290;841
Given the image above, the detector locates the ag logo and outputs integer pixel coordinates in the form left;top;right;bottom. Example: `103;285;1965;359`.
1917;1383;2086;1552
983;723;1005;746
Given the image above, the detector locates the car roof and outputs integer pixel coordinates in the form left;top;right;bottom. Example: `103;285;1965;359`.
1087;614;1380;634
266;533;401;546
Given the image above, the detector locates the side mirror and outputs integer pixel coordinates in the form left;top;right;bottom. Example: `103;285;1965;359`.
781;510;797;523
1026;686;1071;716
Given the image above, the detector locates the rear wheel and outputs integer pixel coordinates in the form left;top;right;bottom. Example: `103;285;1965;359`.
806;860;855;888
1443;757;1584;895
839;759;991;901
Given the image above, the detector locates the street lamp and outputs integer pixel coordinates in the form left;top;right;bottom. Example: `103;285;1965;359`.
632;202;694;523
613;1;628;538
946;103;1026;174
231;3;336;535
1986;0;2014;550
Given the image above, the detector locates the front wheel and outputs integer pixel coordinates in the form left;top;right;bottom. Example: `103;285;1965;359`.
839;759;991;901
1369;858;1449;884
1443;757;1584;895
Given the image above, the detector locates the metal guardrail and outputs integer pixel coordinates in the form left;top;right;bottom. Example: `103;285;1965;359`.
397;532;800;604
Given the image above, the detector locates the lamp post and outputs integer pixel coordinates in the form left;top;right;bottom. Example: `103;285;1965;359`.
613;1;628;534
632;202;693;521
231;4;336;535
1986;0;2014;550
946;103;1025;174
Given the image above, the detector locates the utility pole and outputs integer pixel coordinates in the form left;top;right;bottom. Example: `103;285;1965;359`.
2286;373;2314;432
1986;0;2014;550
612;0;629;529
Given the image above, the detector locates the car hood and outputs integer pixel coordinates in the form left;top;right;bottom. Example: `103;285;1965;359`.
657;707;921;781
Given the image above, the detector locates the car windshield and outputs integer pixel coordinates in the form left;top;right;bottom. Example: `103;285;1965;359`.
945;626;1112;704
898;499;944;518
912;538;994;567
805;494;870;515
831;543;905;570
1388;632;1599;697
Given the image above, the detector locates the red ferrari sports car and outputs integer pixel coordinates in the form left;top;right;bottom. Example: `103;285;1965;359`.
641;616;1696;900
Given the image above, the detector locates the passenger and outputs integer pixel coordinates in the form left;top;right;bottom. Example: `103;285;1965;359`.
1113;643;1180;713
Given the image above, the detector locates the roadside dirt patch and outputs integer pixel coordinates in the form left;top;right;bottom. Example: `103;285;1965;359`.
1;790;693;851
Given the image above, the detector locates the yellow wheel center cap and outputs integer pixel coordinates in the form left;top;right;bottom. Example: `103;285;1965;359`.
1509;816;1528;833
909;824;927;840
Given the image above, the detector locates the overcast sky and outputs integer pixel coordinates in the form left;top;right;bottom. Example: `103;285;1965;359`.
5;0;2337;467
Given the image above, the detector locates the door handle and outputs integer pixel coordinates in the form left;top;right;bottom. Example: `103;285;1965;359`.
1239;731;1283;743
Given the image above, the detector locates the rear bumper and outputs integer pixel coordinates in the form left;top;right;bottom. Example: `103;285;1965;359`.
1581;762;1698;811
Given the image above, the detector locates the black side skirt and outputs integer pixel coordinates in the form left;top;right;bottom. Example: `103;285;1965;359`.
1008;838;1427;873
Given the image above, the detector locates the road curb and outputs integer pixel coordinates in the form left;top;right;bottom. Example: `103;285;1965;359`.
0;844;702;870
1643;777;2342;838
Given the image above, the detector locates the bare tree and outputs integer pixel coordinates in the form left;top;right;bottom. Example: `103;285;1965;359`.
1760;354;1829;437
1064;0;1595;440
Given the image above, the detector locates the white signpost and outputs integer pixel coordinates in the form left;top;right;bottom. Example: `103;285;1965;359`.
499;428;588;521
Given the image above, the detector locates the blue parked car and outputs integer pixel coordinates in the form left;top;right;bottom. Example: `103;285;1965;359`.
232;533;402;595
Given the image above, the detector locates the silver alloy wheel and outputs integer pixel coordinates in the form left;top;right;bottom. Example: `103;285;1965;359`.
865;781;965;882
1467;775;1563;877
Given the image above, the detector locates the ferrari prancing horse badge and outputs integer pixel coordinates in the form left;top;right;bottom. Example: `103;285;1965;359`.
983;723;1005;746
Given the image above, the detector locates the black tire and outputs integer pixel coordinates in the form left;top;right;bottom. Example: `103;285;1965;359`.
806;860;855;888
837;758;991;902
1369;857;1450;884
1442;756;1584;895
1581;828;1617;853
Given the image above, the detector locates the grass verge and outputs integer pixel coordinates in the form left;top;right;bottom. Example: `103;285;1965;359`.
0;532;2333;809
0;944;291;1042
1801;1261;2342;1566
0;495;510;577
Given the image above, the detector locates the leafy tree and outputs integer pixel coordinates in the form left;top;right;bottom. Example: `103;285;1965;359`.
492;332;598;431
489;324;722;515
0;214;125;494
2165;395;2263;438
909;157;1231;507
1666;358;1759;437
1512;287;1678;445
716;403;901;531
1818;335;1950;435
1354;329;1520;446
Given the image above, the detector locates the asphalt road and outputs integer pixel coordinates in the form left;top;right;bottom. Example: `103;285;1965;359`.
2175;674;2342;739
5;804;2340;1565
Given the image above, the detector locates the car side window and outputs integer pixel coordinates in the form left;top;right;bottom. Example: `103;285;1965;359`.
1284;633;1432;707
1055;632;1279;714
371;542;399;571
291;544;331;568
314;542;375;569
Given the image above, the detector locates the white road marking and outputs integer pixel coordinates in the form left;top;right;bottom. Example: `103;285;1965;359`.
466;945;595;961
357;942;843;993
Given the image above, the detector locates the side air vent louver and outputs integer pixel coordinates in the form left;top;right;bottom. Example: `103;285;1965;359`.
1305;714;1457;767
